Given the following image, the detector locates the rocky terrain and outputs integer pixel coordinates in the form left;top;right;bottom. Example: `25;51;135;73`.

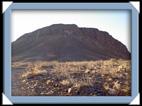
12;24;130;61
12;59;131;96
12;24;131;96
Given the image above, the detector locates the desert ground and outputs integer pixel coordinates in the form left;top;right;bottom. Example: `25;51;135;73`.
12;59;131;96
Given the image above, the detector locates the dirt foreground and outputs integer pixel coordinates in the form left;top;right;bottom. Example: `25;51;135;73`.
12;59;131;96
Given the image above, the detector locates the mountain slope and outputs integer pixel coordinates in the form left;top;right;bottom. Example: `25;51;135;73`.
12;24;130;61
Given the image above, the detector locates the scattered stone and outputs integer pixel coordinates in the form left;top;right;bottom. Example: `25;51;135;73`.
22;79;26;83
108;78;112;81
85;69;90;73
108;88;117;95
46;80;51;85
68;88;72;93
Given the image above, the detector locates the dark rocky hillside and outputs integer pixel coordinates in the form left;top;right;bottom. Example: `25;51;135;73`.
12;24;130;61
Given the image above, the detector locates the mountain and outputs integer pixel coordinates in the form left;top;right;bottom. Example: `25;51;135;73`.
12;24;130;61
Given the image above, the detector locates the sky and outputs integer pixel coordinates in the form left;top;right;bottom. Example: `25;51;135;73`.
11;10;131;52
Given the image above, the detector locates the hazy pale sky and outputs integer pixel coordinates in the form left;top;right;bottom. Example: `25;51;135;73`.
11;10;131;52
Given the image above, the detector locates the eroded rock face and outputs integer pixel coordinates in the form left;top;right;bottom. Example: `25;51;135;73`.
12;24;130;61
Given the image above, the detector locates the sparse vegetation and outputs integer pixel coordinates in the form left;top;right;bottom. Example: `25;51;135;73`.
12;59;131;96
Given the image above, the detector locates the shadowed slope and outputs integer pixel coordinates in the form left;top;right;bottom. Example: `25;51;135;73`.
12;24;130;61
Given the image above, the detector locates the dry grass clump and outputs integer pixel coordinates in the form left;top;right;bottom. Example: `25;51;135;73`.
60;79;70;85
21;62;47;78
12;61;30;69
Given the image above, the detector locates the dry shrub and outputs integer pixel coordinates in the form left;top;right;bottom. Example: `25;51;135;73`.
21;62;44;78
60;79;70;85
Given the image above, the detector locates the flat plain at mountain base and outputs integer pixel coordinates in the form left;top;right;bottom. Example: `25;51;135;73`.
12;58;131;96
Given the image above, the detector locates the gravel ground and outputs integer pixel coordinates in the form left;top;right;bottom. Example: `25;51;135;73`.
12;59;131;96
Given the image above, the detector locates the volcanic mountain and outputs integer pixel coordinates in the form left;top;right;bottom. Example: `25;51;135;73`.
12;24;130;61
